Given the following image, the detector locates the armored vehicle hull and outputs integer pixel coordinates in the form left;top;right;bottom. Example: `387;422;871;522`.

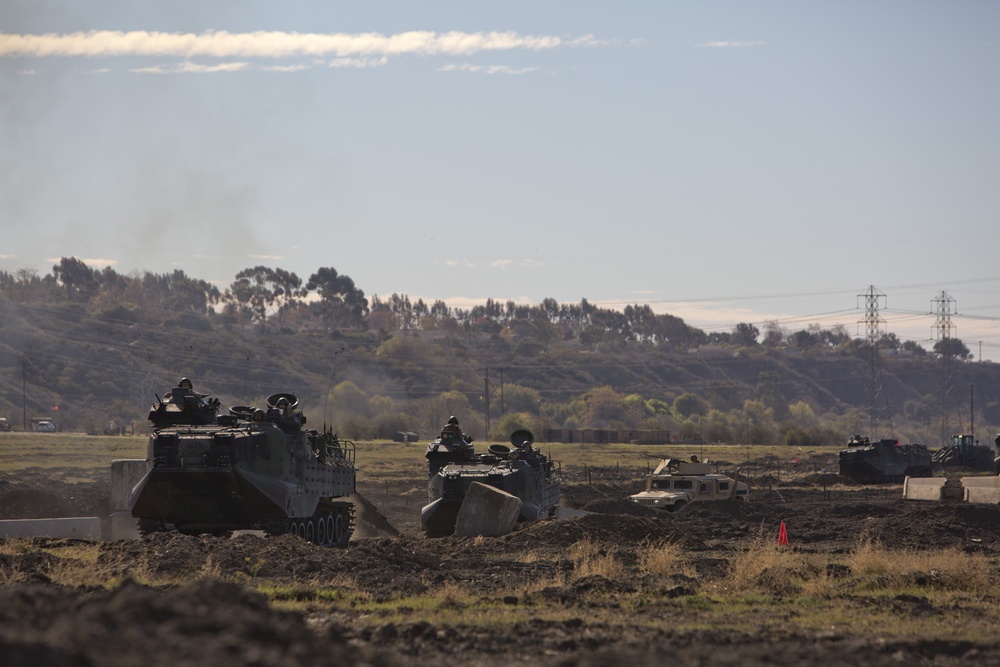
131;390;356;545
838;435;933;484
422;429;560;537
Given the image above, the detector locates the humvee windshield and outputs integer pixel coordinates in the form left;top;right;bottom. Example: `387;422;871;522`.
650;479;695;490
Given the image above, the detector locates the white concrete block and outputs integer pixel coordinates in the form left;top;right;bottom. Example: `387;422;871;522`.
962;476;1000;504
110;459;150;512
0;517;102;540
108;511;140;540
902;477;945;501
454;482;521;538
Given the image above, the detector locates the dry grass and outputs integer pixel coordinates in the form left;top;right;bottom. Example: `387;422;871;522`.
569;537;623;579
709;527;997;601
0;433;147;476
848;536;992;592
716;527;824;596
5;533;1000;644
636;538;692;577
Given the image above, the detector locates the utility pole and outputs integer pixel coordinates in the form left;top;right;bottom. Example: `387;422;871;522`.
479;366;510;439
498;367;506;418
480;369;491;439
970;384;975;443
22;354;27;432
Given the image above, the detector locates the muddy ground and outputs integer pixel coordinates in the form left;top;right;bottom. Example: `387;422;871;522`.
3;459;1000;665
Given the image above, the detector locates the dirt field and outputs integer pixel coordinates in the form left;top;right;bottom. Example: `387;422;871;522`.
3;449;1000;666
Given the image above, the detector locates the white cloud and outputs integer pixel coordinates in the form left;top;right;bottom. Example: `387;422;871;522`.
82;258;119;269
329;56;388;69
260;63;312;72
698;40;765;48
0;30;570;59
490;258;544;269
440;63;540;75
131;61;248;74
569;34;610;47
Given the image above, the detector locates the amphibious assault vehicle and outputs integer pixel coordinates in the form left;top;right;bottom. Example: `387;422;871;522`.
838;435;933;483
131;387;356;545
629;458;748;511
422;427;560;536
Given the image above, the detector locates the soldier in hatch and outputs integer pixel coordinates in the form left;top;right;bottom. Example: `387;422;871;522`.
440;416;464;441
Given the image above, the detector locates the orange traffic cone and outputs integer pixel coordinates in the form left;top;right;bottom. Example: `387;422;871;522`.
777;521;789;546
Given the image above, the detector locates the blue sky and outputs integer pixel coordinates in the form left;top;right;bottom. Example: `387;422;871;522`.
2;2;999;357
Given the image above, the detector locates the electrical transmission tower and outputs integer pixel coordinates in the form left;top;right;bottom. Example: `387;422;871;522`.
932;291;957;440
932;291;956;342
858;286;887;436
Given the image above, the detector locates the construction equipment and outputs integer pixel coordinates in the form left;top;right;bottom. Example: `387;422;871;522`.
931;434;996;472
629;457;748;511
131;388;356;545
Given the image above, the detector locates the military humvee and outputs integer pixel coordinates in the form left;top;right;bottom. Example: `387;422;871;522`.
628;458;748;511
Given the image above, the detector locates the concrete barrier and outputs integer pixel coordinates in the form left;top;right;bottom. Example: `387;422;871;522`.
455;482;522;537
0;517;102;540
902;477;946;501
108;511;141;540
962;476;1000;504
111;459;150;512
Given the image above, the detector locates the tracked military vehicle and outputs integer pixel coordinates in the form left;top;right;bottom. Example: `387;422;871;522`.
422;428;560;537
629;458;748;511
838;435;933;483
131;387;356;545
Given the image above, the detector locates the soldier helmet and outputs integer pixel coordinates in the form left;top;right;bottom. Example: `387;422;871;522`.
178;377;193;389
447;416;459;425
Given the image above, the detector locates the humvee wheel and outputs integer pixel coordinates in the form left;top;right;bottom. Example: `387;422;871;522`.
670;500;687;512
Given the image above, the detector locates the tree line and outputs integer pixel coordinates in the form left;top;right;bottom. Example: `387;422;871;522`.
1;257;976;359
0;258;986;446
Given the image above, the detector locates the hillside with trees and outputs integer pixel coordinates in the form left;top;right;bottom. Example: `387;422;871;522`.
1;258;998;448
